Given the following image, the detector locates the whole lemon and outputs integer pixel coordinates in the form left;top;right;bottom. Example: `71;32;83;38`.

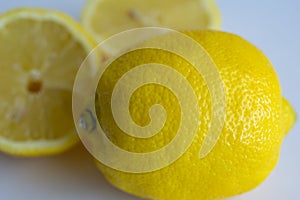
95;30;296;200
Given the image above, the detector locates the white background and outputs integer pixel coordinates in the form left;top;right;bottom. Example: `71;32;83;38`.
0;1;299;199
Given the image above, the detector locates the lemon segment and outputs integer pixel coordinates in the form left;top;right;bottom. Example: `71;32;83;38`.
0;8;97;156
81;0;220;42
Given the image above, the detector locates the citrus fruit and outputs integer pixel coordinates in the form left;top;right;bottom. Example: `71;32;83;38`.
94;30;296;200
81;0;220;51
0;8;96;156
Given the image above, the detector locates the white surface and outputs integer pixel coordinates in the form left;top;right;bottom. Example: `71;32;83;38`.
0;1;299;200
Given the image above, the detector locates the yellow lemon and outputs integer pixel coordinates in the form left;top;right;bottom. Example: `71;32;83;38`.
81;0;220;53
94;30;296;200
0;8;97;156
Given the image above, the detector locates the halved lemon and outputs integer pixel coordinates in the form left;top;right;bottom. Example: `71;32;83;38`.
81;0;220;43
0;8;97;156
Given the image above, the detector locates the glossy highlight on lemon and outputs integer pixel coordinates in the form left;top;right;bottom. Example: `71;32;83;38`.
95;30;296;200
0;8;96;156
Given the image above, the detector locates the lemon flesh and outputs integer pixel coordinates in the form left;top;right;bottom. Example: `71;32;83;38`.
81;0;220;42
0;8;96;156
95;30;296;200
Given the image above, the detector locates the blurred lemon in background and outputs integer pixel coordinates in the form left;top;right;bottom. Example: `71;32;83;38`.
81;0;220;42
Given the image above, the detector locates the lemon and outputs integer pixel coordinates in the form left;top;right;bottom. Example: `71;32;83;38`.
0;8;96;156
94;30;296;200
81;0;220;50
